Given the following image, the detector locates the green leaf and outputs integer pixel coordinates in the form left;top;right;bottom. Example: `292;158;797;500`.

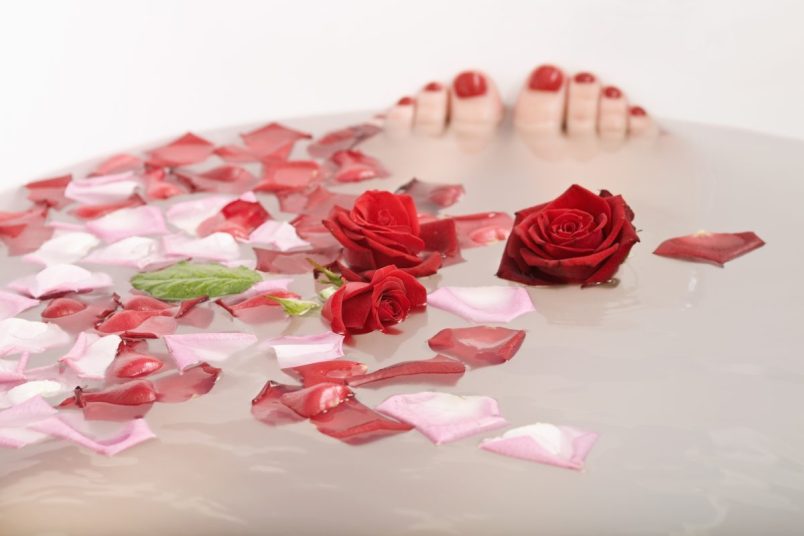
307;258;344;287
130;261;262;301
318;285;338;301
265;295;321;316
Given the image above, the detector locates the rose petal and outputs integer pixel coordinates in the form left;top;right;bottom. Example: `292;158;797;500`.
162;232;241;262
82;236;168;269
147;133;215;167
328;150;389;183
653;231;765;266
59;333;121;379
91;154;143;176
307;123;381;159
69;194;146;220
152;362;221;403
142;167;189;200
427;286;535;323
96;311;177;339
31;413;156;455
284;360;368;386
241;122;312;159
479;423;598;470
261;331;345;369
214;278;293;310
254;245;341;274
6;380;68;406
247;221;311;251
107;352;164;380
376;391;508;445
279;382;353;418
22;231;100;266
311;398;413;444
59;381;157;421
250;380;304;425
175;165;256;194
427;326;526;367
451;212;514;247
0;291;39;321
0;318;68;357
256;159;322;192
214;145;259;164
64;172;141;205
396;179;465;213
163;332;258;372
25;174;72;209
0;395;58;447
0;205;54;255
9;264;113;299
163;195;233;235
86;206;168;242
196;196;270;239
346;355;465;387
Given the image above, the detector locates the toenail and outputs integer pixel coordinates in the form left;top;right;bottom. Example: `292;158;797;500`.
629;106;646;116
397;96;414;106
574;72;596;84
424;82;444;92
603;86;622;99
453;71;488;98
528;65;564;92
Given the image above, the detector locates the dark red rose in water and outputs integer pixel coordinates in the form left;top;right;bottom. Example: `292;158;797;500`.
497;184;638;286
322;265;426;335
322;190;458;278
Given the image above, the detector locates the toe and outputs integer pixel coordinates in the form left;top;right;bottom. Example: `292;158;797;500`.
413;82;449;136
598;85;628;140
449;70;503;136
514;64;567;134
566;71;601;136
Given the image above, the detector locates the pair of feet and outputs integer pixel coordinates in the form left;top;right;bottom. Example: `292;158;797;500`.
384;66;657;142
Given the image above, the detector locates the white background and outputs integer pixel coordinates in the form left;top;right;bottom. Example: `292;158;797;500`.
1;0;803;184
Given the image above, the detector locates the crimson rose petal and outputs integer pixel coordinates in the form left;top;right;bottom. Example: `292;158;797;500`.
279;382;353;418
196;197;271;239
241;122;312;160
427;326;526;367
345;355;465;388
152;362;221;403
328;150;389;183
653;231;765;266
25;175;72;209
451;212;514;247
285;360;368;386
107;352;165;380
251;380;305;426
311;398;413;444
147;132;215;168
59;381;157;422
256;159;322;192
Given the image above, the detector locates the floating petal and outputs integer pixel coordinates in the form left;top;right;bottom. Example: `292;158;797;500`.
427;326;526;367
479;423;598;470
346;355;465;387
307;123;381;159
64;172;140;205
250;380;304;425
241;122;311;159
164;195;234;235
451;212;514;247
9;264;113;299
427;286;535;323
152;362;221;403
0;291;39;321
261;331;344;369
285;360;368;386
247;221;310;251
162;232;241;262
82;236;167;269
396;179;465;213
257;159;322;192
311;398;412;444
69;194;146;220
23;231;100;266
59;332;121;379
329;150;389;183
0;319;70;356
86;206;168;242
25;175;72;209
254;245;341;274
147;133;215;167
653;231;765;266
279;382;353;418
163;332;257;371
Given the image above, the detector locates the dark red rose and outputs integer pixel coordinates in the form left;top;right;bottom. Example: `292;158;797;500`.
497;184;638;286
322;265;427;335
322;190;458;278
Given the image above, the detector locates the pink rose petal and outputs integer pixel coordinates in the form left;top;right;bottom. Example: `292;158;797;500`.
25;175;72;209
396;178;465;213
82;236;168;269
33;412;156;455
0;395;57;447
0;291;39;321
653;231;766;266
479;423;599;470
196;196;270;240
427;286;536;323
163;332;258;372
175;165;256;195
214;145;259;164
0;205;54;256
9;264;113;299
427;326;526;367
256;159;322;192
142;167;188;200
250;380;304;426
23;231;100;266
162;232;241;262
6;380;69;406
91;154;143;176
64;171;141;205
241;122;312;159
247;220;310;251
307;123;381;159
311;398;413;444
261;331;345;369
152;362;221;403
86;205;167;242
164;195;234;235
376;391;507;445
147;132;215;168
328;150;389;183
254;245;342;274
450;212;514;247
59;332;122;379
69;194;146;220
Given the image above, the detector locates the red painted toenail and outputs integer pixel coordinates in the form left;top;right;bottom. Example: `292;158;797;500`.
603;86;622;99
528;65;564;92
629;106;647;116
424;82;444;92
397;96;414;106
453;71;488;98
574;72;596;84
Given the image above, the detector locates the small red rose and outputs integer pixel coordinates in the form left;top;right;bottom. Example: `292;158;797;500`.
497;184;638;286
322;190;458;278
322;265;427;335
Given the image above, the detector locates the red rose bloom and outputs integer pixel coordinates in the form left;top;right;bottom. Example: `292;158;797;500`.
322;190;458;278
322;265;427;335
497;184;638;286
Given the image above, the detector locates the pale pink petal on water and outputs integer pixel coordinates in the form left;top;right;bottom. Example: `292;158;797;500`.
64;171;141;205
9;264;113;299
86;206;167;243
261;331;345;369
162;232;241;262
0;318;70;356
22;231;100;266
59;332;121;379
147;132;215;168
247;220;310;251
6;380;69;406
653;231;765;266
0;291;39;321
82;236;168;269
32;414;156;456
479;423;599;470
164;195;235;235
427;286;535;323
376;391;507;445
427;326;526;367
0;396;57;447
163;332;258;372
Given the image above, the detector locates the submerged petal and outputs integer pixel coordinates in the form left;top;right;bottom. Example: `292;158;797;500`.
311;398;413;444
396;179;465;213
163;332;258;372
427;326;526;367
479;423;598;470
262;331;345;369
653;231;765;266
376;391;507;444
59;332;122;379
152;362;221;403
0;291;39;321
427;286;535;323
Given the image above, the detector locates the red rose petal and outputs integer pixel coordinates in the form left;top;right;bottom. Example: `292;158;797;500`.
346;355;466;387
256;159;322;192
0;206;54;255
25;174;72;209
147;132;215;168
328;150;389;183
427;326;526;367
107;352;165;380
653;231;765;266
142;167;188;200
123;295;172;312
419;218;462;261
91;154;143;176
152;362;221;403
254;245;342;274
285;360;368;386
175;296;208;319
43;295;119;333
396;178;465;213
96;310;176;338
59;381;157;422
196;197;271;239
214;145;259;164
41;297;88;319
251;380;305;425
277;185;357;219
175;165;256;195
307;123;381;159
241;122;312;160
451;212;514;247
311;398;413;444
69;194;146;220
279;382;353;418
